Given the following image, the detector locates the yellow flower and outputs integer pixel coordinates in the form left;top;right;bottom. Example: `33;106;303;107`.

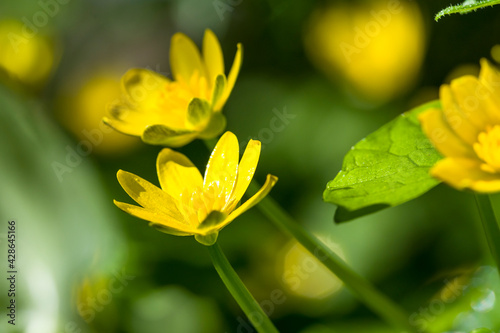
419;59;500;193
114;131;277;245
103;29;242;147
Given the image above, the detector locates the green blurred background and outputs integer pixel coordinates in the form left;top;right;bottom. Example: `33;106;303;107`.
1;0;500;332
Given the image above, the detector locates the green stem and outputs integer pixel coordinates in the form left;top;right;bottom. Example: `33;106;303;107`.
474;194;500;272
247;182;416;333
208;242;279;333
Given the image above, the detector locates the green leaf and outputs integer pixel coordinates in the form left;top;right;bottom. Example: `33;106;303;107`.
435;0;500;21
323;100;442;222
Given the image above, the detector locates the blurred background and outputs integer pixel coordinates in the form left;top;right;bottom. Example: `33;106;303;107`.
1;0;500;332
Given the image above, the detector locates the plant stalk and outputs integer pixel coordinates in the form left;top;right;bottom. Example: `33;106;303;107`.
208;242;279;333
248;181;416;332
474;194;500;273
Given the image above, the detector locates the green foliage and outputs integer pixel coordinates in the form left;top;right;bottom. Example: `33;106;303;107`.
323;101;442;222
435;0;500;21
0;83;127;329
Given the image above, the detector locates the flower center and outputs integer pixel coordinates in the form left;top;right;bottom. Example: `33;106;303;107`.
177;182;227;227
156;71;211;128
164;71;210;106
474;125;500;173
162;81;193;110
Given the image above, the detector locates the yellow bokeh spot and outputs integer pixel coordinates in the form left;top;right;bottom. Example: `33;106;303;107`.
59;72;140;155
74;273;115;322
304;0;426;103
280;239;345;299
0;19;55;86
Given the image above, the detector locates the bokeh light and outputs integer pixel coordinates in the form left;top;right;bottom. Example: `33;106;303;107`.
0;19;55;87
304;0;426;103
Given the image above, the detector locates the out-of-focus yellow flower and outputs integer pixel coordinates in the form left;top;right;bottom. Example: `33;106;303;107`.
104;29;242;147
304;1;425;103
114;131;277;245
75;275;109;321
0;19;55;87
58;72;140;155
419;59;500;193
280;240;344;300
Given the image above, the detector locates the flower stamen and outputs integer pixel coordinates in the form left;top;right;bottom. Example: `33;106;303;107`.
474;125;500;173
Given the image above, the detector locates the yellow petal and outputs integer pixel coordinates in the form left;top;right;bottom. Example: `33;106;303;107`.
431;158;500;193
450;76;494;130
226;43;243;95
109;69;187;135
121;69;186;127
116;170;184;221
202;29;224;85
480;58;500;94
440;85;479;145
104;68;188;139
419;108;475;158
156;148;203;198
479;58;500;124
121;68;169;106
203;131;239;210
104;101;161;136
170;32;207;83
215;174;278;231
113;200;193;234
225;139;261;212
217;43;243;110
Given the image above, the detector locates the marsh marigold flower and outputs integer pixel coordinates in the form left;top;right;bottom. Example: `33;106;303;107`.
114;131;277;245
103;30;242;147
419;59;500;192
